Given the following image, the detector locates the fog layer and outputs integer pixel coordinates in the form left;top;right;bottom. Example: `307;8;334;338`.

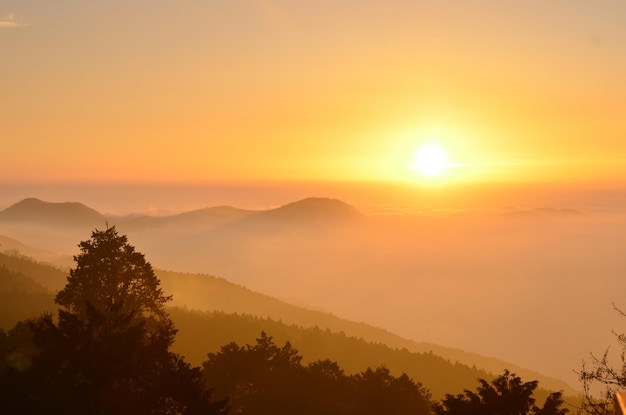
1;197;625;388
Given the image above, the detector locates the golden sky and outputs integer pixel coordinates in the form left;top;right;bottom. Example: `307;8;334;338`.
2;1;626;186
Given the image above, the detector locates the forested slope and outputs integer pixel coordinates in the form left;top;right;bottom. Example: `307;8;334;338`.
0;249;578;401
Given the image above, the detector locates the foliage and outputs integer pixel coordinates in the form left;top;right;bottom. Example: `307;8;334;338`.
170;307;496;399
0;228;576;414
202;331;433;415
0;226;226;415
0;265;55;329
56;226;171;321
0;249;67;292
578;304;626;415
434;370;568;415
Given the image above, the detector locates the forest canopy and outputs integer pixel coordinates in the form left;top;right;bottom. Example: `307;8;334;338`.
0;227;570;414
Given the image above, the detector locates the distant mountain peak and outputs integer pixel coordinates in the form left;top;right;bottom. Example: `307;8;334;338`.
11;197;45;206
262;197;362;223
275;197;361;214
214;197;362;232
0;198;105;228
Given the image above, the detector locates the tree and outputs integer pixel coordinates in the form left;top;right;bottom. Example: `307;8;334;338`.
434;370;568;415
202;332;304;415
202;332;433;415
579;304;626;415
352;366;433;415
56;226;171;321
2;226;227;415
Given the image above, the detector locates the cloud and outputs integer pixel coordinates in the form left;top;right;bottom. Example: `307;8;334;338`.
0;13;29;29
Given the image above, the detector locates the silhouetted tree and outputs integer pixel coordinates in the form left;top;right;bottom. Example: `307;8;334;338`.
202;331;432;415
0;321;41;414
304;359;353;414
352;366;433;415
578;304;626;415
56;226;171;321
1;226;227;415
434;370;568;415
202;332;304;414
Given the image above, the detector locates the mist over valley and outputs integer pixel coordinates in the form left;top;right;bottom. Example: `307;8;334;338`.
2;194;625;391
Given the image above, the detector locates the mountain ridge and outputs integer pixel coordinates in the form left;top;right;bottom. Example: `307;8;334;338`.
0;198;105;227
0;197;362;232
0;247;577;395
0;196;591;392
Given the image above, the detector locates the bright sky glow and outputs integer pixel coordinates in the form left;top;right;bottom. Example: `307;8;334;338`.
412;145;451;177
2;1;626;185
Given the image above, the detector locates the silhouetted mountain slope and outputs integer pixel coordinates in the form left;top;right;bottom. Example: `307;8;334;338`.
111;198;360;234
233;197;363;231
110;198;365;281
0;198;105;228
115;206;257;232
157;269;576;395
0;234;67;265
264;197;362;222
169;309;572;404
0;251;67;292
0;251;577;398
0;268;570;403
0;197;361;235
0;264;50;295
0;263;56;329
0;231;578;396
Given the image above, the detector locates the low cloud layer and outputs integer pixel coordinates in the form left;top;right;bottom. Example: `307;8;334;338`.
0;13;28;29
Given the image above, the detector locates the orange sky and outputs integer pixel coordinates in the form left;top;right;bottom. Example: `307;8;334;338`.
2;1;626;188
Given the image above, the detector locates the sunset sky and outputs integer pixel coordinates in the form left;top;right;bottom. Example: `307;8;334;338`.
2;1;626;199
4;2;626;388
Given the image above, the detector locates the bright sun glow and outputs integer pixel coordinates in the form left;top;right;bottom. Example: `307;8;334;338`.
412;144;450;177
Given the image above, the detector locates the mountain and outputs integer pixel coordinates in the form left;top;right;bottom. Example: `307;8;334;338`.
0;197;364;261
115;205;257;232
0;196;602;391
0;197;361;233
0;250;68;292
0;248;576;396
0;198;105;228
0;254;57;328
168;309;576;403
0;252;575;401
240;197;363;228
118;197;362;234
0;234;68;265
157;270;577;396
107;198;366;289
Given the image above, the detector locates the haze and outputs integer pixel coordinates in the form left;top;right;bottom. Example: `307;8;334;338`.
3;0;626;395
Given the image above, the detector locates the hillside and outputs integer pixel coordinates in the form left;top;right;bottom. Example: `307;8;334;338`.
114;205;258;232
0;197;598;391
0;250;68;292
157;270;577;395
0;197;363;260
0;255;563;401
169;308;494;399
168;309;575;403
0;250;577;395
0;198;105;228
0;258;56;328
233;197;363;230
0;234;68;266
0;197;360;233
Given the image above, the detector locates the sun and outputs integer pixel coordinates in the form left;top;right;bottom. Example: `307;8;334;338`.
412;144;450;177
